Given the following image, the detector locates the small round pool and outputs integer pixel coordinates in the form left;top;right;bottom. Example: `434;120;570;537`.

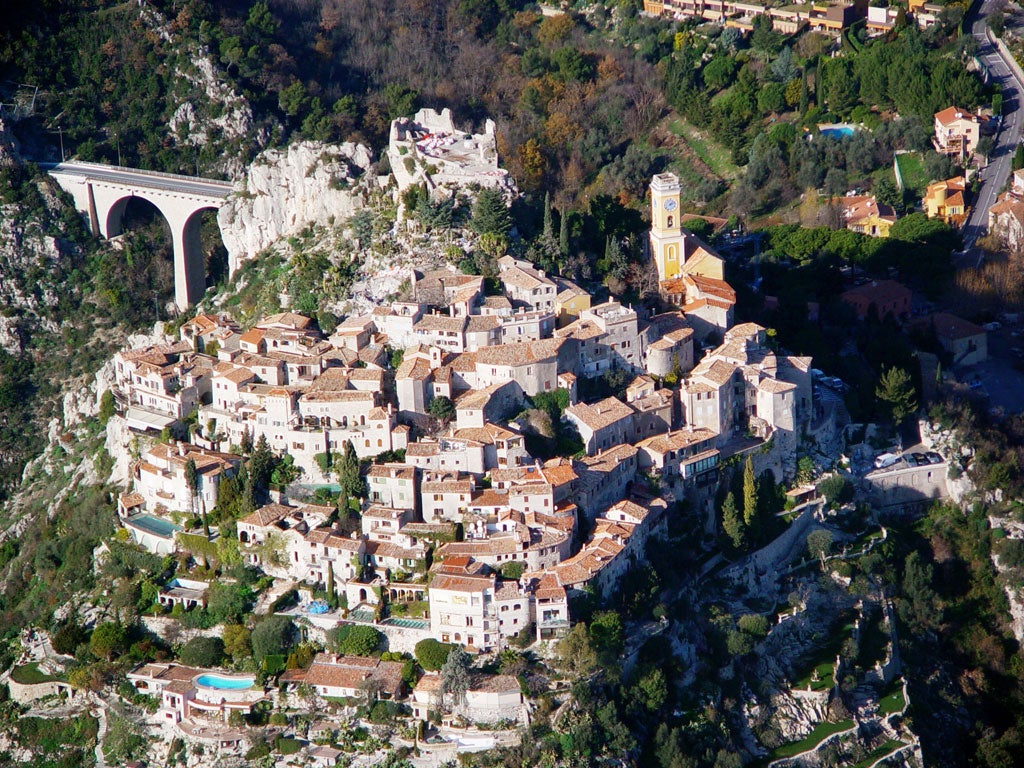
195;674;255;690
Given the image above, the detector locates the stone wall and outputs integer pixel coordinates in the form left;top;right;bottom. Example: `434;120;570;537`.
863;462;949;510
7;677;74;705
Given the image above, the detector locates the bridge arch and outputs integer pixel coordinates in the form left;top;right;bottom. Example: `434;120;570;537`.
48;162;234;310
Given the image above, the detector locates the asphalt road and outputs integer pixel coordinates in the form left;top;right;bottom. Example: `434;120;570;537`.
962;1;1024;251
48;160;233;197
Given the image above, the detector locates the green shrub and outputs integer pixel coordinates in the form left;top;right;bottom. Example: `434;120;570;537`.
274;737;301;755
178;636;224;667
415;638;454;671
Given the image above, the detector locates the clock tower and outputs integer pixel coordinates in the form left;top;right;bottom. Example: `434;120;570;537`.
649;173;686;282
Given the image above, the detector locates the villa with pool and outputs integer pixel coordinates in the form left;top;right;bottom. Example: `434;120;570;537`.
128;662;267;730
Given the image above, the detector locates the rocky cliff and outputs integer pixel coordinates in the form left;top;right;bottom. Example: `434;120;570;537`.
218;142;375;272
0;120;84;355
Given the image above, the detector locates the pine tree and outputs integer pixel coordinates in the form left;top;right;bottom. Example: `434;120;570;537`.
604;236;628;281
440;647;471;708
240;425;254;455
875;366;918;424
471;188;511;237
721;492;745;550
743;456;758;528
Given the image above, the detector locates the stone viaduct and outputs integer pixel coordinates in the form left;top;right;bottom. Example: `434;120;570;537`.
48;161;233;309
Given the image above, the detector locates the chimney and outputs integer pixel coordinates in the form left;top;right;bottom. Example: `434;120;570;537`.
178;441;186;457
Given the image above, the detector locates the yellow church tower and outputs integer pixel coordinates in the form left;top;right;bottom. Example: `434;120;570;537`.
649;172;686;282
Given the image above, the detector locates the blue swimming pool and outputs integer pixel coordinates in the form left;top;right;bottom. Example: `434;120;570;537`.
819;125;855;139
195;674;255;690
125;514;180;539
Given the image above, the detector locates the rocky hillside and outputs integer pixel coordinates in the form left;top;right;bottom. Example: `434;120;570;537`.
218;140;375;270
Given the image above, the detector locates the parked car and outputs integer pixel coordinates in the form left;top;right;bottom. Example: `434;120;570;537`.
874;452;899;469
911;452;928;466
903;453;921;466
925;451;943;464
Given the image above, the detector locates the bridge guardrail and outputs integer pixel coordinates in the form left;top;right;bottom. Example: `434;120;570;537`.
49;160;234;188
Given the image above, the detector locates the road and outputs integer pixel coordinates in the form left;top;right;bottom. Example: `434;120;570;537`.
962;0;1024;252
47;161;232;198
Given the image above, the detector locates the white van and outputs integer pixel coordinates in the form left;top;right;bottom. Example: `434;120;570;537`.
874;452;899;469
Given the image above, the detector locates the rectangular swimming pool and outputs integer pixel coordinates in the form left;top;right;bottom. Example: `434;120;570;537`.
125;514;181;539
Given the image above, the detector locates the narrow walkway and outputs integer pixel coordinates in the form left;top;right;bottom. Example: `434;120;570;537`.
92;699;108;768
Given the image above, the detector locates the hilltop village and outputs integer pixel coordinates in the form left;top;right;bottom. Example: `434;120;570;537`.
6;97;988;767
112;164;808;649
11;0;1024;763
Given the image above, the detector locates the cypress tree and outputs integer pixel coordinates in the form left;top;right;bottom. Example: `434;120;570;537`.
326;561;337;609
722;492;745;550
743;456;758;528
559;208;570;257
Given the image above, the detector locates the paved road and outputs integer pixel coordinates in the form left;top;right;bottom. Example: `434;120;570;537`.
962;1;1024;251
48;161;232;198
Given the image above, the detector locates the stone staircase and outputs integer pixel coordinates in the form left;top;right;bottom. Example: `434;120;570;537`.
254;580;296;615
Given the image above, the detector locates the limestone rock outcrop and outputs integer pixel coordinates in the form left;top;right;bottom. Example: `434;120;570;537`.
218;141;375;272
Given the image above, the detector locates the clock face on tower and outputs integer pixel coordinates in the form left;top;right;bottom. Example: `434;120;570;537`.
663;198;677;212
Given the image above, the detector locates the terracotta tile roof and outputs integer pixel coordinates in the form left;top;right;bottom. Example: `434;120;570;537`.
465;315;500;332
841;194;897;225
430;572;494;592
366;540;424;560
470;488;510;508
636;428;718;454
924;312;986;341
301;390;375;403
239;503;295;528
475;338;563;367
367;463;416;480
450;352;479;372
415;673;444;693
451;423;520;444
422;473;474;494
681;297;735;313
555;319;603;341
841;279;911;306
577;443;638;469
784;355;813;373
438;537;524;557
500;265;553;291
934;106;979;126
303;653;404;696
363;505;407;520
532;572;567;601
695;359;736;386
482;296;513;310
415;314;467;334
257;312;317;330
239;329;265;346
757;378;797;394
406;442;439;457
565;396;633;431
396;357;433;381
686;274;736;303
119;492;145;509
541;458;578;486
